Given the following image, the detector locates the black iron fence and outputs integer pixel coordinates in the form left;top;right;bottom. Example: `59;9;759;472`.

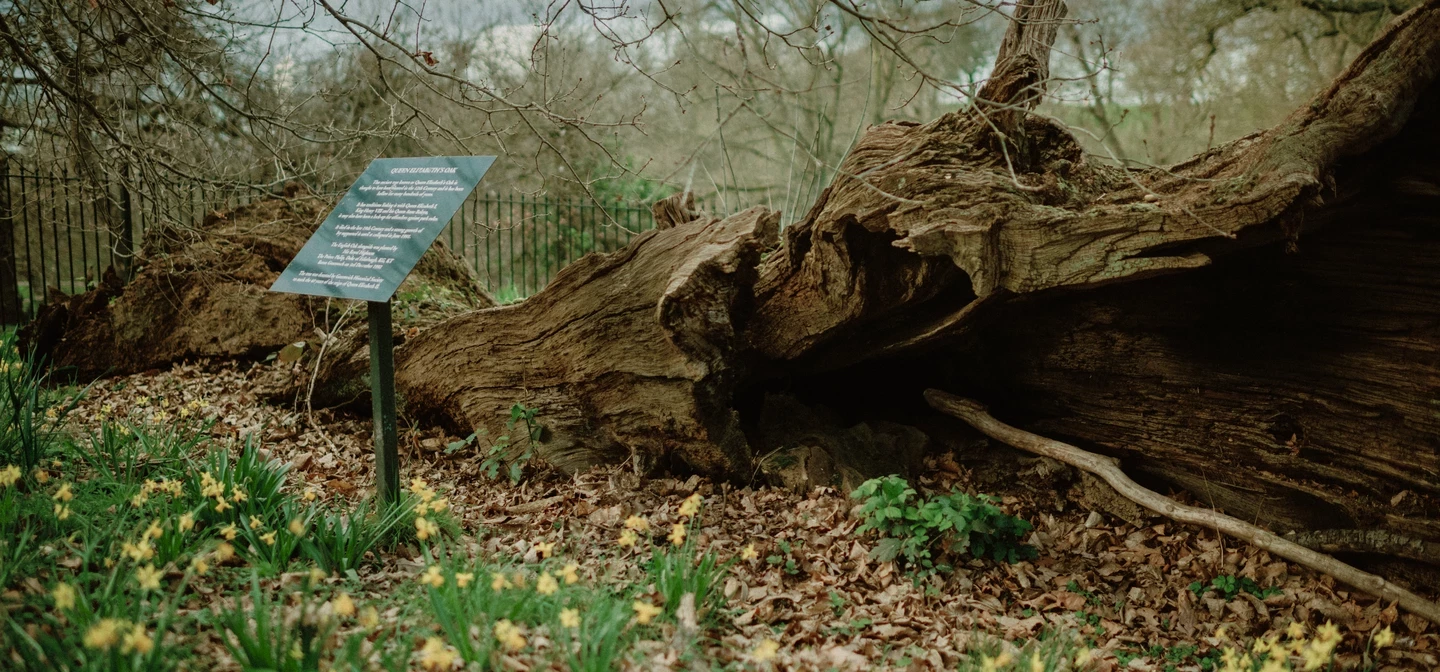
0;163;712;323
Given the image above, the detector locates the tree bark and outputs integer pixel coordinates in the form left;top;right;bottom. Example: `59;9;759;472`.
393;207;779;476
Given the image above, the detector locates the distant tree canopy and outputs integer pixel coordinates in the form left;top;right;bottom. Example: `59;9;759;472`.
0;0;1417;211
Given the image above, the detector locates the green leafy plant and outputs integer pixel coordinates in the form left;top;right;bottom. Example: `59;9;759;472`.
0;334;80;472
215;574;336;672
645;538;729;619
447;403;541;484
851;475;1036;572
765;539;802;576
1188;575;1282;602
301;497;415;575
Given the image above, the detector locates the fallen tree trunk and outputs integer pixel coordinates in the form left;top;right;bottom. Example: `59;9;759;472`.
26;0;1440;581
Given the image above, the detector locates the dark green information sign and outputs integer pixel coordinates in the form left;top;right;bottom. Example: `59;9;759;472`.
270;156;493;505
270;156;494;301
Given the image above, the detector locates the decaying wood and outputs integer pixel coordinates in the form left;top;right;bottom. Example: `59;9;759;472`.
1286;529;1440;566
392;207;780;476
652;191;701;230
18;192;491;381
924;389;1440;626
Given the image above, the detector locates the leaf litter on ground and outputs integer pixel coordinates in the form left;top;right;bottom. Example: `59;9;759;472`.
52;357;1440;671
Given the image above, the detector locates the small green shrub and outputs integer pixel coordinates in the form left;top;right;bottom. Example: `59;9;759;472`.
851;475;1036;571
0;334;77;473
645;535;728;619
1189;575;1282;602
214;573;335;672
446;403;540;484
301;496;415;575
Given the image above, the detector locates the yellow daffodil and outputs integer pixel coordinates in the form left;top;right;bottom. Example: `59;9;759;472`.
178;513;195;533
359;606;379;628
213;542;235;563
751;638;780;663
219;523;238;540
135;564;163;591
34;469;49;483
230;485;248;503
83;618;125;650
54;504;71;520
199;472;223;498
1316;621;1340;644
533;541;554;558
418;637;457;670
144;520;164;540
415;516;439;540
560;608;580;629
493;620;526;651
409;478;437;503
121;625;153;655
561;563;579;585
668;523;686;547
623;515;649;532
302;489;318;502
288;518;306;537
419;565;445;588
491;572;510;591
741;543;759;561
190;556;209;576
213;497;231;513
260;531;277;546
1074;649;1092;667
632;600;662;625
121;540;154;562
1286;620;1307;640
53;482;74;502
1374;625;1395;649
618;529;638;548
309;567;327;584
0;465;20;487
429;497;449;512
1030;650;1044;672
331;592;356;618
456;572;473;588
678;493;702;518
248;516;264;530
980;652;1013;672
52;583;76;610
536;573;558;596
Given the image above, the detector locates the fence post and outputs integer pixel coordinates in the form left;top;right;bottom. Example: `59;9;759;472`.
116;166;135;280
0;157;23;324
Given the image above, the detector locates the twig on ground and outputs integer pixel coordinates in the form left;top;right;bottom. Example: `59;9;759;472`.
923;388;1440;627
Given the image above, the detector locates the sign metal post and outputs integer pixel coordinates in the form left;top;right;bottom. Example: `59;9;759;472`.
367;300;400;503
270;156;494;505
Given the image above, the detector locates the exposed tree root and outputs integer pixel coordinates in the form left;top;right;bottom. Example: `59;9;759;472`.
924;388;1440;627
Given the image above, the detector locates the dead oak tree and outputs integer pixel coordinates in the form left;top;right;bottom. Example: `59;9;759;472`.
25;1;1440;581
